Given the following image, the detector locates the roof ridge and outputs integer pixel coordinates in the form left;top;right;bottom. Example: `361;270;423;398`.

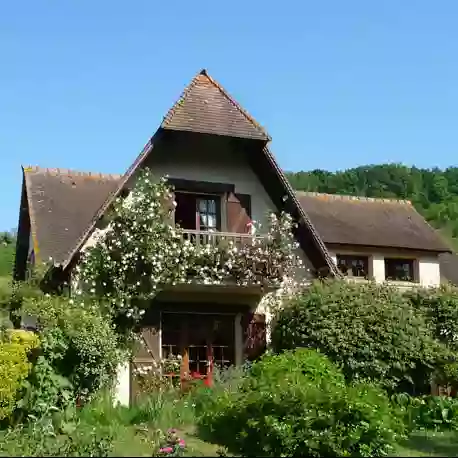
22;165;122;180
161;69;271;140
161;72;201;128
204;70;271;140
295;190;412;205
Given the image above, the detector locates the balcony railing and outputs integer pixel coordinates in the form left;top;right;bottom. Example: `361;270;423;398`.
181;229;264;248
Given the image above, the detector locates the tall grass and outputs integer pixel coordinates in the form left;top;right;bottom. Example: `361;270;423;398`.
78;388;197;430
0;365;248;456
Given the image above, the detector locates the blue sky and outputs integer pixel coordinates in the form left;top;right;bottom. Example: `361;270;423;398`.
1;0;458;230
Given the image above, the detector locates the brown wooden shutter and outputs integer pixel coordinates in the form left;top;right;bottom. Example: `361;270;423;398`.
131;310;161;401
161;190;175;225
226;193;251;233
134;327;161;362
242;312;266;361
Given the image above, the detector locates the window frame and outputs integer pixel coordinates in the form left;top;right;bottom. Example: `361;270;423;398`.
384;257;417;283
336;254;370;279
196;195;220;232
174;191;222;232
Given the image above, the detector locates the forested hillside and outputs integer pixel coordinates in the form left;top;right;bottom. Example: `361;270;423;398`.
286;164;458;251
0;232;16;277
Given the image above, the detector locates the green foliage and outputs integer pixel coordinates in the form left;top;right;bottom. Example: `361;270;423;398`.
407;285;458;352
285;164;458;249
18;347;74;419
0;415;114;457
197;349;404;457
405;286;458;388
394;394;458;431
0;231;16;278
271;280;448;394
21;293;122;403
0;330;39;422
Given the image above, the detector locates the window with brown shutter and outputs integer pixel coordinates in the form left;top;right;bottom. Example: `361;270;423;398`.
131;309;161;401
174;192;221;231
226;193;252;233
242;312;266;361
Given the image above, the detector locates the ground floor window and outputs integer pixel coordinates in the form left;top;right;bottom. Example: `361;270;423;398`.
161;312;236;380
384;258;416;282
336;254;369;278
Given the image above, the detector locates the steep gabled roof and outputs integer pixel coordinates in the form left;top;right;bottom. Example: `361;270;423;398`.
21;166;121;264
296;191;451;253
18;70;337;277
161;69;270;141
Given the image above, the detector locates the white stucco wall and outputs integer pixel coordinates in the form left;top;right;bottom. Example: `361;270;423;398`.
418;257;441;287
113;362;130;406
371;255;385;283
142;137;277;230
328;246;441;287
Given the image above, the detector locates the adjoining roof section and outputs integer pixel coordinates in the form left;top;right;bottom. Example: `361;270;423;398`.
22;166;121;264
161;69;271;141
259;146;339;276
296;191;452;253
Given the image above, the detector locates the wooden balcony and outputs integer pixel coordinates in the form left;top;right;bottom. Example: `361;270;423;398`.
155;229;279;300
180;229;264;247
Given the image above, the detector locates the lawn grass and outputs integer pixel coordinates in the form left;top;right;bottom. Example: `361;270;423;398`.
112;424;458;457
108;424;224;457
75;390;226;457
394;430;458;457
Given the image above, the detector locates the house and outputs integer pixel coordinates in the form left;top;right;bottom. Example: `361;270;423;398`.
13;69;452;404
296;192;451;287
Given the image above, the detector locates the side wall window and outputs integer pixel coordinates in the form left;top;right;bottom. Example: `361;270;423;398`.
384;258;416;282
336;254;369;278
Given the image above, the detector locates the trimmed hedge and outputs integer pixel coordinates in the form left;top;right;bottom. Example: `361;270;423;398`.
197;349;404;457
272;280;449;394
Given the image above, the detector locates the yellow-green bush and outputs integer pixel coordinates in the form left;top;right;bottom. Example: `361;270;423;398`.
0;329;39;420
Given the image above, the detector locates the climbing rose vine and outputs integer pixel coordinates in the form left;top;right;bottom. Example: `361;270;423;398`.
76;169;303;322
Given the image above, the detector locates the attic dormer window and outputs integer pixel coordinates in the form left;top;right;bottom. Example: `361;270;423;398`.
336;254;368;278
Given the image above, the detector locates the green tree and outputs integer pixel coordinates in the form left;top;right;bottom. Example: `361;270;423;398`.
286;163;458;249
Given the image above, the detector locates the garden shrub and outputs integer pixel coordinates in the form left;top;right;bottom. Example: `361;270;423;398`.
18;335;74;418
21;294;122;404
0;329;39;421
0;415;114;457
407;284;458;352
394;393;458;431
197;349;404;457
272;279;448;394
407;285;458;388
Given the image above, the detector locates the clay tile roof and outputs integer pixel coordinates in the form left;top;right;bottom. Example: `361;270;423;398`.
23;166;121;264
296;191;451;253
161;69;270;141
